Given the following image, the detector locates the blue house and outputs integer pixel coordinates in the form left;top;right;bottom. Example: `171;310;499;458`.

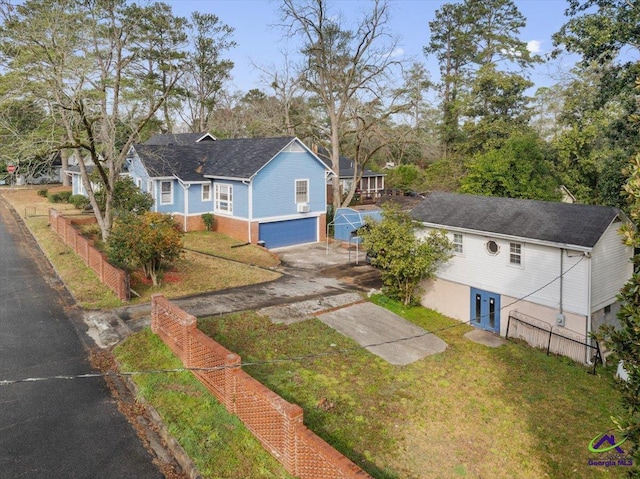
69;134;332;249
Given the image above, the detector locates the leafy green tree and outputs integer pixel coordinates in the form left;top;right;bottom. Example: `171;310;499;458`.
424;2;474;158
553;1;640;206
552;64;635;205
107;212;183;287
181;11;236;133
95;177;153;216
461;64;533;154
359;204;453;305
385;164;427;193
460;132;560;200
425;0;539;157
598;150;640;473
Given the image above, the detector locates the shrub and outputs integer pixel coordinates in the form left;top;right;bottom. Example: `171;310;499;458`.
37;188;48;197
48;191;72;203
201;212;215;231
69;194;90;210
107;212;184;287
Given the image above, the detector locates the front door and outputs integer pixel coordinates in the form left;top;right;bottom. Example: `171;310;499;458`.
470;288;500;333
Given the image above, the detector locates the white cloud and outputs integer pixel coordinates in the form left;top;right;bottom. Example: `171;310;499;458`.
527;40;542;53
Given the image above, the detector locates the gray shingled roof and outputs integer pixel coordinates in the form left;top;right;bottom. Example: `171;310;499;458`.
410;192;621;248
134;137;298;181
145;132;216;145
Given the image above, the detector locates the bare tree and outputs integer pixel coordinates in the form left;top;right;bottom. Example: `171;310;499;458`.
280;0;401;209
254;52;304;136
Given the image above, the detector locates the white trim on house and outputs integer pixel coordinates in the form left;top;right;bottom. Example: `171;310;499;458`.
202;183;211;202
417;222;594;253
295;179;309;204
215;183;233;215
160;180;173;205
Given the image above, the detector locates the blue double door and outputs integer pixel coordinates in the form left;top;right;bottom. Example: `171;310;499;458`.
470;288;500;333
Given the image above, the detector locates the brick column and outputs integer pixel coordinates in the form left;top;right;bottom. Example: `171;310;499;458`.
282;403;304;475
224;353;241;413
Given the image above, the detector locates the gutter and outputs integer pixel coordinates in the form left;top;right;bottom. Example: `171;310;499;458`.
416;222;593;253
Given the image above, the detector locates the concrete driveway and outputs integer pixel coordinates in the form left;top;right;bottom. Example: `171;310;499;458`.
271;243;448;364
108;241;447;365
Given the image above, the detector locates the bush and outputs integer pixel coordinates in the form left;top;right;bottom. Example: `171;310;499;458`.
107;212;184;287
37;188;48;197
69;194;90;210
48;191;72;203
201;213;215;231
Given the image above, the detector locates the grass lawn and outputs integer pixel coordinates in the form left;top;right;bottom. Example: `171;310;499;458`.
192;295;624;479
0;187;281;308
114;329;294;479
183;231;280;269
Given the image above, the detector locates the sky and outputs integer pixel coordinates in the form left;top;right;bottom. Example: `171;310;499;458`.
167;0;577;95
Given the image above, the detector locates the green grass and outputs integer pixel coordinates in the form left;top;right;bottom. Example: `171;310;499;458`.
183;231;280;268
1;188;281;308
114;329;294;479
196;296;625;479
26;216;123;309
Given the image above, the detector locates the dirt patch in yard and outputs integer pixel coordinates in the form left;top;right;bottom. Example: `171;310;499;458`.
319;263;383;291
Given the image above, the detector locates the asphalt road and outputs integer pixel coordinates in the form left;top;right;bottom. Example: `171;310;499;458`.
0;200;162;479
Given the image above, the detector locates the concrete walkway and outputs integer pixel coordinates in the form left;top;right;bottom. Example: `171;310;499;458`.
318;302;447;365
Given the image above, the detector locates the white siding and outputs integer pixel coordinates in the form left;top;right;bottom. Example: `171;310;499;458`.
590;221;633;311
419;229;590;316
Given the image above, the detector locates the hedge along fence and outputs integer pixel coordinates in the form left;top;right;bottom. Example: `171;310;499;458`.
48;209;129;301
150;294;372;479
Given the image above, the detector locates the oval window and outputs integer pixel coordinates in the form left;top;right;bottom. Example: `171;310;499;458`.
486;240;499;255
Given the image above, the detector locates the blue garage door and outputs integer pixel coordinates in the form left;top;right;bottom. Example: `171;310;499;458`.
259;217;317;248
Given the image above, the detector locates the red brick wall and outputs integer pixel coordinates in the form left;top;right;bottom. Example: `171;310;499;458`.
48;209;129;301
171;214;207;233
215;215;251;243
151;294;372;479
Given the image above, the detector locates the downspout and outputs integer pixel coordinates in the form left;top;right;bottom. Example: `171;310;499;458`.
586;251;593;365
559;249;563;315
244;180;253;243
182;183;190;232
153;181;158;213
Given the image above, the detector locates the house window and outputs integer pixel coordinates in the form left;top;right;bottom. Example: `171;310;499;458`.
296;179;309;204
160;181;173;205
486;240;499;255
510;242;522;265
202;183;211;202
453;233;463;254
215;183;233;214
136;177;142;189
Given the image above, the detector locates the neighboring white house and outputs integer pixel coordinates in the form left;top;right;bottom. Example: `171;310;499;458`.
410;192;633;345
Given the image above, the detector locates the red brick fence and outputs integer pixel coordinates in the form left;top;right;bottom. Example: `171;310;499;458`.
48;209;129;301
150;294;372;479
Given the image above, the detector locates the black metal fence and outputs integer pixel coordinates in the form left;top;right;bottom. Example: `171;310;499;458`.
506;310;602;374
